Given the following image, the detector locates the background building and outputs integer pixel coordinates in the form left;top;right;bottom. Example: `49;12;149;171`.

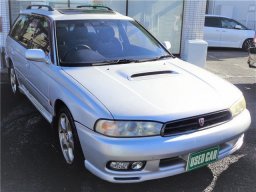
207;0;256;30
0;0;207;68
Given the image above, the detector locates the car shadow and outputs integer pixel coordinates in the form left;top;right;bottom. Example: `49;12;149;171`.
234;83;256;103
210;83;255;192
213;151;256;192
207;47;249;61
234;83;256;148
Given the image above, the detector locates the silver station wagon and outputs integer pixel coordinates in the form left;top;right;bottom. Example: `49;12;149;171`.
5;5;251;183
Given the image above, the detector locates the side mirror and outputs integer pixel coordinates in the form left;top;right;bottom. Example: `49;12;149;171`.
163;41;171;50
25;49;49;63
234;25;242;30
249;47;256;54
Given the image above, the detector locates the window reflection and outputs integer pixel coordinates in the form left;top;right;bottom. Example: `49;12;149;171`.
128;0;183;54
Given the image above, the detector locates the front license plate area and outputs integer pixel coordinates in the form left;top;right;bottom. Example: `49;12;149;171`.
186;146;219;171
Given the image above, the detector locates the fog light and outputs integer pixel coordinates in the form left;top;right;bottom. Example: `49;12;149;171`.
107;161;146;171
109;161;130;170
131;162;144;170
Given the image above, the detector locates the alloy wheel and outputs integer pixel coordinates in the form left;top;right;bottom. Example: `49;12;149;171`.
58;113;75;164
10;68;17;94
243;39;254;51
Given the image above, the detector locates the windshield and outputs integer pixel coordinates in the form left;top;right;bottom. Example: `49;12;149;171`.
56;20;171;66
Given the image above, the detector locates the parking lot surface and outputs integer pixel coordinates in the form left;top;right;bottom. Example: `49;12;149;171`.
1;48;256;192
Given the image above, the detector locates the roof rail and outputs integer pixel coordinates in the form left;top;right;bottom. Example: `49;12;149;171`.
76;5;113;11
26;5;54;11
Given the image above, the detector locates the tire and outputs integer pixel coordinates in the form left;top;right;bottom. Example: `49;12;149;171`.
56;105;84;168
242;39;254;51
9;65;20;95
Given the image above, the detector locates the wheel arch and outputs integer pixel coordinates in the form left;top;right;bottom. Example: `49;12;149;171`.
54;99;70;117
242;38;253;49
52;99;85;164
52;99;73;128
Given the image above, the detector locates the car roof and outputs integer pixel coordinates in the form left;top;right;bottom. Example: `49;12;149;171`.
20;5;133;21
205;14;232;19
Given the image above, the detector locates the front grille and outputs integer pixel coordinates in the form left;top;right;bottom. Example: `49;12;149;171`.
162;110;232;136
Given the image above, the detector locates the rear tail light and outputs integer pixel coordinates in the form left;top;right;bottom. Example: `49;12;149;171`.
254;33;256;44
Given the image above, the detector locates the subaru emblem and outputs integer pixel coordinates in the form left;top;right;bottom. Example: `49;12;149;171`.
198;118;205;127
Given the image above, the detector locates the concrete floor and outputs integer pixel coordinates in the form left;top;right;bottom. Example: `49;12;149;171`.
1;48;256;192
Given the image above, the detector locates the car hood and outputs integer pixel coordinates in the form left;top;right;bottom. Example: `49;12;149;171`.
62;58;242;122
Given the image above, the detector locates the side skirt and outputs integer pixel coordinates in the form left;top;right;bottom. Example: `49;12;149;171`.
19;85;53;123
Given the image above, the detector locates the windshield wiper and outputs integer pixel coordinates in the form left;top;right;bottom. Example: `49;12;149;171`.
143;55;173;62
91;59;139;66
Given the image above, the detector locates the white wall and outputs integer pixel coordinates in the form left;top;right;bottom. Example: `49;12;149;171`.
208;0;256;30
0;0;10;69
128;0;184;54
181;0;207;58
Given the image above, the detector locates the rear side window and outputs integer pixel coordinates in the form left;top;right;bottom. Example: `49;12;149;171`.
10;15;28;40
205;17;221;28
30;17;50;54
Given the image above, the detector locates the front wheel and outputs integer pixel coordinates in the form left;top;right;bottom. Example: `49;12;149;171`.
9;66;20;95
56;106;84;167
242;39;254;51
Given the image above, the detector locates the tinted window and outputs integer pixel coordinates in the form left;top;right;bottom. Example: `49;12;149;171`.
10;15;28;40
19;17;40;47
31;18;50;54
205;17;221;28
124;22;160;52
56;20;169;66
221;18;247;30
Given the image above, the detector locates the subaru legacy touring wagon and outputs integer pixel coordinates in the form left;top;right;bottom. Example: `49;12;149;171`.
5;5;251;183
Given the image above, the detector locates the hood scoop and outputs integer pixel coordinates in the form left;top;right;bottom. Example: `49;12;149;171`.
129;70;177;80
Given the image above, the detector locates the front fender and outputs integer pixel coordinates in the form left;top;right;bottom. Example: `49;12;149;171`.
49;66;113;129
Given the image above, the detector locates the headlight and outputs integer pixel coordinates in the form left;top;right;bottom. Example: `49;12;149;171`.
95;120;163;137
230;96;246;117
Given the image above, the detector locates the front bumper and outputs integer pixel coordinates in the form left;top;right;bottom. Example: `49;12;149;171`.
76;109;251;183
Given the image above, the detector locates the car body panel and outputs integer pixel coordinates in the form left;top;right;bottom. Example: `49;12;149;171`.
76;109;251;182
6;37;29;87
26;60;52;111
204;26;222;47
47;65;114;128
63;58;242;122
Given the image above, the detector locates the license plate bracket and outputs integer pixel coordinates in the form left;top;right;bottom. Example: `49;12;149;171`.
186;146;219;171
